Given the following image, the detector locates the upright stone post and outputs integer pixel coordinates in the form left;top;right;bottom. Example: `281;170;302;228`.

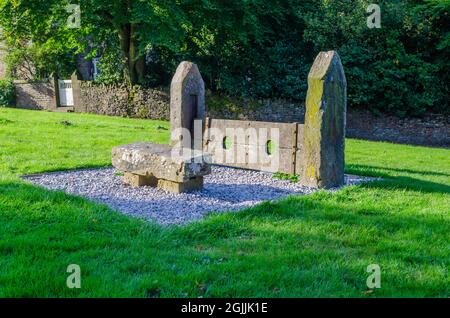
49;73;59;110
71;71;83;113
170;61;206;150
301;51;347;188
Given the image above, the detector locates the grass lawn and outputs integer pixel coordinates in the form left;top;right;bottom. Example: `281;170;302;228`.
0;107;448;297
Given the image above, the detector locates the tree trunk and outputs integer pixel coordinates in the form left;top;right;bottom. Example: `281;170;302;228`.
129;24;141;84
135;55;146;83
119;24;145;85
118;24;132;85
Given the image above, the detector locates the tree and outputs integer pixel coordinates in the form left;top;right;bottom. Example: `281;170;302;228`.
0;0;80;79
0;0;189;84
83;0;190;84
0;0;448;115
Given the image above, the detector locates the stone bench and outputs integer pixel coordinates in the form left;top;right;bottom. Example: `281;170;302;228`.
112;143;211;193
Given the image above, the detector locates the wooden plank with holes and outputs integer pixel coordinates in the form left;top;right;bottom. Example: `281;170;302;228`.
205;118;296;149
204;121;298;174
295;124;305;176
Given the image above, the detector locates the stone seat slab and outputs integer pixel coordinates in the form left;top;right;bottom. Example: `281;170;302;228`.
112;142;211;184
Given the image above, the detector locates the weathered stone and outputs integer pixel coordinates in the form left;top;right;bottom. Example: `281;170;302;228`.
203;118;298;174
71;71;83;112
123;172;158;187
300;51;347;188
157;176;204;194
123;171;203;193
112;142;211;184
170;61;206;150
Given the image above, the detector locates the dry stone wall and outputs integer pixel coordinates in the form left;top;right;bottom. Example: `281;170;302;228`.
78;81;170;120
207;98;305;123
12;73;448;148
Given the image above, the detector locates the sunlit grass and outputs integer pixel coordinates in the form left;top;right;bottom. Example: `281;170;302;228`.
0;107;448;297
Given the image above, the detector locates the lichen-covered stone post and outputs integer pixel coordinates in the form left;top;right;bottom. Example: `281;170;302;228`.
170;61;206;150
301;51;347;189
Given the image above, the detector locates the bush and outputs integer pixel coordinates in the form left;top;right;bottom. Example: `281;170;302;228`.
2;0;447;116
302;0;449;117
94;38;124;85
144;0;447;116
0;79;15;107
4;42;76;80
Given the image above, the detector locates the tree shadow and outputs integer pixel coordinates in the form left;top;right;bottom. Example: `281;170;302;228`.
200;183;294;203
1;177;448;297
20;164;113;177
361;176;450;195
347;163;450;178
346;164;450;195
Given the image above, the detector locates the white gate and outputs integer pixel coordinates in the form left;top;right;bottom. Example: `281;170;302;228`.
58;80;74;106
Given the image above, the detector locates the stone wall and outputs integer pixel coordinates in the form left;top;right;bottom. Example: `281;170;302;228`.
210;103;449;148
346;110;450;147
13;78;57;110
78;81;170;120
12;78;449;148
207;98;305;123
76;81;305;123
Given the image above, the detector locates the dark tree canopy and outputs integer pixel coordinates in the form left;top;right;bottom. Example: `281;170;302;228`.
0;0;448;116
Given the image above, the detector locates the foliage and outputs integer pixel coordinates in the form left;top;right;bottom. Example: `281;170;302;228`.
79;0;190;84
166;0;312;100
0;0;82;79
0;0;448;115
303;0;449;116
273;172;299;183
93;37;124;85
0;78;15;106
3;41;76;80
155;0;450;115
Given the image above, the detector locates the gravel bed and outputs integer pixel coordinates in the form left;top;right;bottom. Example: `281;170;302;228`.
23;166;375;225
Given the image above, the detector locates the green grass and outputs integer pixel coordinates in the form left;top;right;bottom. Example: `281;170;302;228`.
273;172;299;183
0;107;448;297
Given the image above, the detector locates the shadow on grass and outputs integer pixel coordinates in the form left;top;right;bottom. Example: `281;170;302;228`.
347;163;450;178
18;164;114;177
0;178;448;297
346;164;450;195
364;177;450;195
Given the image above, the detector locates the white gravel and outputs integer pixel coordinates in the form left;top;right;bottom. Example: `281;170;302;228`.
23;166;375;225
